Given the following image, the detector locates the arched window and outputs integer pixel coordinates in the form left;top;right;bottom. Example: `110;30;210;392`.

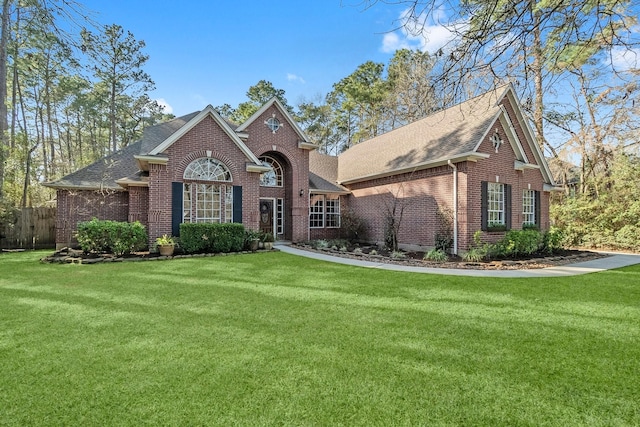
182;158;233;224
183;158;232;182
259;156;283;187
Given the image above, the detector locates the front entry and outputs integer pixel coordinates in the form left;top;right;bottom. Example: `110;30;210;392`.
259;199;274;236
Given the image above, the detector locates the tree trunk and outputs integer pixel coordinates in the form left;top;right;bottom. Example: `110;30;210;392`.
531;2;545;148
0;0;12;199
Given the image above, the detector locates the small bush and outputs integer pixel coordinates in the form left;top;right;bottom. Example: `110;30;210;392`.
391;251;406;259
180;223;245;254
76;218;147;256
542;228;565;254
463;248;486;262
424;249;448;262
339;208;367;242
496;229;544;258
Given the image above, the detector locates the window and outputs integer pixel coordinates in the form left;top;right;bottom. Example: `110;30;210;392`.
309;194;341;228
487;183;505;227
259;156;283;187
481;181;511;231
325;196;340;228
523;190;535;226
183;158;232;181
181;158;234;224
276;198;284;234
266;117;281;132
523;189;540;228
225;186;234;223
309;195;324;228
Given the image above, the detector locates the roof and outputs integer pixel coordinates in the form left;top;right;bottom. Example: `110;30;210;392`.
43;140;142;190
43;112;204;190
308;151;349;193
337;86;507;184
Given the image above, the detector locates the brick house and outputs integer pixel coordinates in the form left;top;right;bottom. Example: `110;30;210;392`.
45;84;558;253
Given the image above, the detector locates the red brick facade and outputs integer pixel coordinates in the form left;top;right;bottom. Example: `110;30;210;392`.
54;189;129;248
51;86;555;253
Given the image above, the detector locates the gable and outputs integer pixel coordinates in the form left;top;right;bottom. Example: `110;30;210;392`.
148;106;263;168
336;84;557;187
236;97;315;149
337;88;504;184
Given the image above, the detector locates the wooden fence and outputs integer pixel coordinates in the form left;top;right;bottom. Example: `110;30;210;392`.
0;207;56;250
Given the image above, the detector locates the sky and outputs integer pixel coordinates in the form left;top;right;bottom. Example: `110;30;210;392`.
77;0;446;117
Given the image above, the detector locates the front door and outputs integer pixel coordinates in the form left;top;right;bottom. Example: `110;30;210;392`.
259;199;274;236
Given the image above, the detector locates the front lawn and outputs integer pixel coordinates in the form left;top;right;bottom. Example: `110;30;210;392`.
1;251;639;425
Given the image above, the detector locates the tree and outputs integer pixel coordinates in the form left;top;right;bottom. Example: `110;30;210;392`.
81;24;155;153
327;61;389;150
217;80;293;124
364;0;639;151
385;48;437;126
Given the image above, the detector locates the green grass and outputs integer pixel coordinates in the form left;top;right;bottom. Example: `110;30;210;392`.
1;251;639;426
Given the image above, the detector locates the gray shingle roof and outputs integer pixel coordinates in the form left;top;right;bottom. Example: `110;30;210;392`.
337;87;506;183
308;150;348;193
44;112;201;190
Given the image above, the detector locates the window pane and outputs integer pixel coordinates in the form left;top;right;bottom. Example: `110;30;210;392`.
487;183;505;226
309;195;324;228
523;190;535;225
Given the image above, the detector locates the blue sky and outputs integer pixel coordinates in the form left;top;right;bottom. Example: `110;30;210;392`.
79;0;438;117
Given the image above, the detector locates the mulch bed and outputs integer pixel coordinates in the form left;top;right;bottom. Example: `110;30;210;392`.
291;244;607;270
40;247;273;264
40;245;607;270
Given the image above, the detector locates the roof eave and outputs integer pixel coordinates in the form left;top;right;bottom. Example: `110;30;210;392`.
298;141;318;150
246;163;272;173
544;183;564;192
309;188;351;195
135;155;169;171
40;182;125;191
339;152;490;185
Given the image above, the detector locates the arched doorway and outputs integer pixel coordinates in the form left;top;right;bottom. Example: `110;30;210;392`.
258;152;292;240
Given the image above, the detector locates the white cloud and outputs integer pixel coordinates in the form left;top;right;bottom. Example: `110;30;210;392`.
287;73;306;84
610;47;639;72
155;98;173;114
380;7;459;55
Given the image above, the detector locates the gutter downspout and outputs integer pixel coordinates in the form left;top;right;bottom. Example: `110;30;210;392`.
447;160;458;256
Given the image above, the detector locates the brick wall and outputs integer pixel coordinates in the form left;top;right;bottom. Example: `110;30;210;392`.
54;189;128;249
345;166;454;250
342;97;551;252
147;114;263;244
242;105;310;242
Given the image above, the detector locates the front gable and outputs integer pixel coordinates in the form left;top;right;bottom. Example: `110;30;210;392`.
146;105;267;173
236;98;316;151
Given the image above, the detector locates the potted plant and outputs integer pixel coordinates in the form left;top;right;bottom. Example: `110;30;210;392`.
156;234;176;256
261;232;275;250
245;230;261;252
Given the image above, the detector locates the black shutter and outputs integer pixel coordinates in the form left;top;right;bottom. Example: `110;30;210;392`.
535;190;541;227
481;181;488;231
171;182;183;237
232;186;243;223
505;184;512;231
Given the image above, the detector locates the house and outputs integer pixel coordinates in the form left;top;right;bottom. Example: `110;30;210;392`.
44;84;558;253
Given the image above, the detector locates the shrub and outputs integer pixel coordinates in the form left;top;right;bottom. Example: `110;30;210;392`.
424;249;448;262
542;228;565;254
391;251;406;259
339;208;367;242
496;229;544;258
179;223;245;254
463;248;487;262
76;218;147;256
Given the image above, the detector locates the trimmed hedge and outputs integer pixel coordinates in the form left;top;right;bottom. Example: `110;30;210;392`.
179;223;245;254
76;218;147;256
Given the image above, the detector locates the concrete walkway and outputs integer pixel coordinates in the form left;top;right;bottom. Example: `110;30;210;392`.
274;243;640;278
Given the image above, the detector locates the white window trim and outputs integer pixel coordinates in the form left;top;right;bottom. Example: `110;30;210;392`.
487;182;505;227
